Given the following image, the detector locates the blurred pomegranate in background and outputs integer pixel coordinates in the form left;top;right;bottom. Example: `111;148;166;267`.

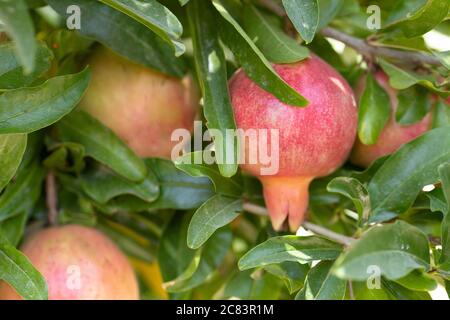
79;47;198;158
0;225;139;300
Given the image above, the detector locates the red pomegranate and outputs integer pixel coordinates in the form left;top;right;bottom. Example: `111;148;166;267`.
229;55;358;231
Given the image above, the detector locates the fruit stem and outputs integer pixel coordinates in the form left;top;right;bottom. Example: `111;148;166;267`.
46;171;59;226
242;202;355;246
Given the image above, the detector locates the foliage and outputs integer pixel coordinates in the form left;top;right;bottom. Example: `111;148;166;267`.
0;0;449;300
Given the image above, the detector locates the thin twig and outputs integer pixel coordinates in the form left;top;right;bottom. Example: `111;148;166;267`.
242;202;268;216
321;27;441;66
242;202;355;246
303;221;355;246
46;171;59;226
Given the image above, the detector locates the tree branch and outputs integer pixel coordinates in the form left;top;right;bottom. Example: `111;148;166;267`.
321;27;441;66
242;202;355;246
46;171;59;226
257;0;441;67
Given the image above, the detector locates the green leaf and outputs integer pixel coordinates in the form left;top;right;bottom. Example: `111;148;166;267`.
242;5;309;63
44;142;86;173
99;0;185;56
432;99;450;129
174;152;242;196
434;50;450;70
47;0;186;78
357;73;391;145
239;236;342;270
317;0;344;29
16;131;43;170
158;213;196;282
354;276;432;300
0;234;48;300
382;278;432;300
438;163;450;264
0;161;45;222
368;127;450;221
146;158;214;210
0;211;28;247
394;270;437;291
352;280;392;300
186;1;238;177
263;261;309;294
0;69;91;134
296;261;346;300
384;0;450;38
395;86;431;125
327;177;371;224
384;0;429;26
165;226;232;292
426;188;447;214
57;110;147;182
332;221;430;281
223;270;283;299
46;30;93;63
0;42;53;89
212;0;309;107
0;0;36;73
282;0;319;43
0;134;27;192
187;194;242;249
80;164;159;204
379;59;449;96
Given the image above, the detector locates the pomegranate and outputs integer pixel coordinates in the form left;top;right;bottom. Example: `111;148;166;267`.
79;46;198;158
0;225;139;300
350;71;432;167
229;55;358;231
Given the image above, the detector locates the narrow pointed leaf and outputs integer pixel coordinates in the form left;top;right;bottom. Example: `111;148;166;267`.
187;194;242;249
187;1;239;177
0;134;27;192
239;236;342;270
99;0;185;56
0;69;91;134
212;0;309;107
333;221;430;281
57;110;147;182
282;0;319;43
0;0;36;73
0;234;48;300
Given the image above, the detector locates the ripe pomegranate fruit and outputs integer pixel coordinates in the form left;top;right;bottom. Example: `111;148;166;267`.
229;55;358;231
0;225;139;300
79;46;198;158
350;71;432;167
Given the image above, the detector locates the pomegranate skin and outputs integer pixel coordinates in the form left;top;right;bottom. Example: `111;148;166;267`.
350;71;432;168
0;225;139;300
79;47;198;159
229;55;358;231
